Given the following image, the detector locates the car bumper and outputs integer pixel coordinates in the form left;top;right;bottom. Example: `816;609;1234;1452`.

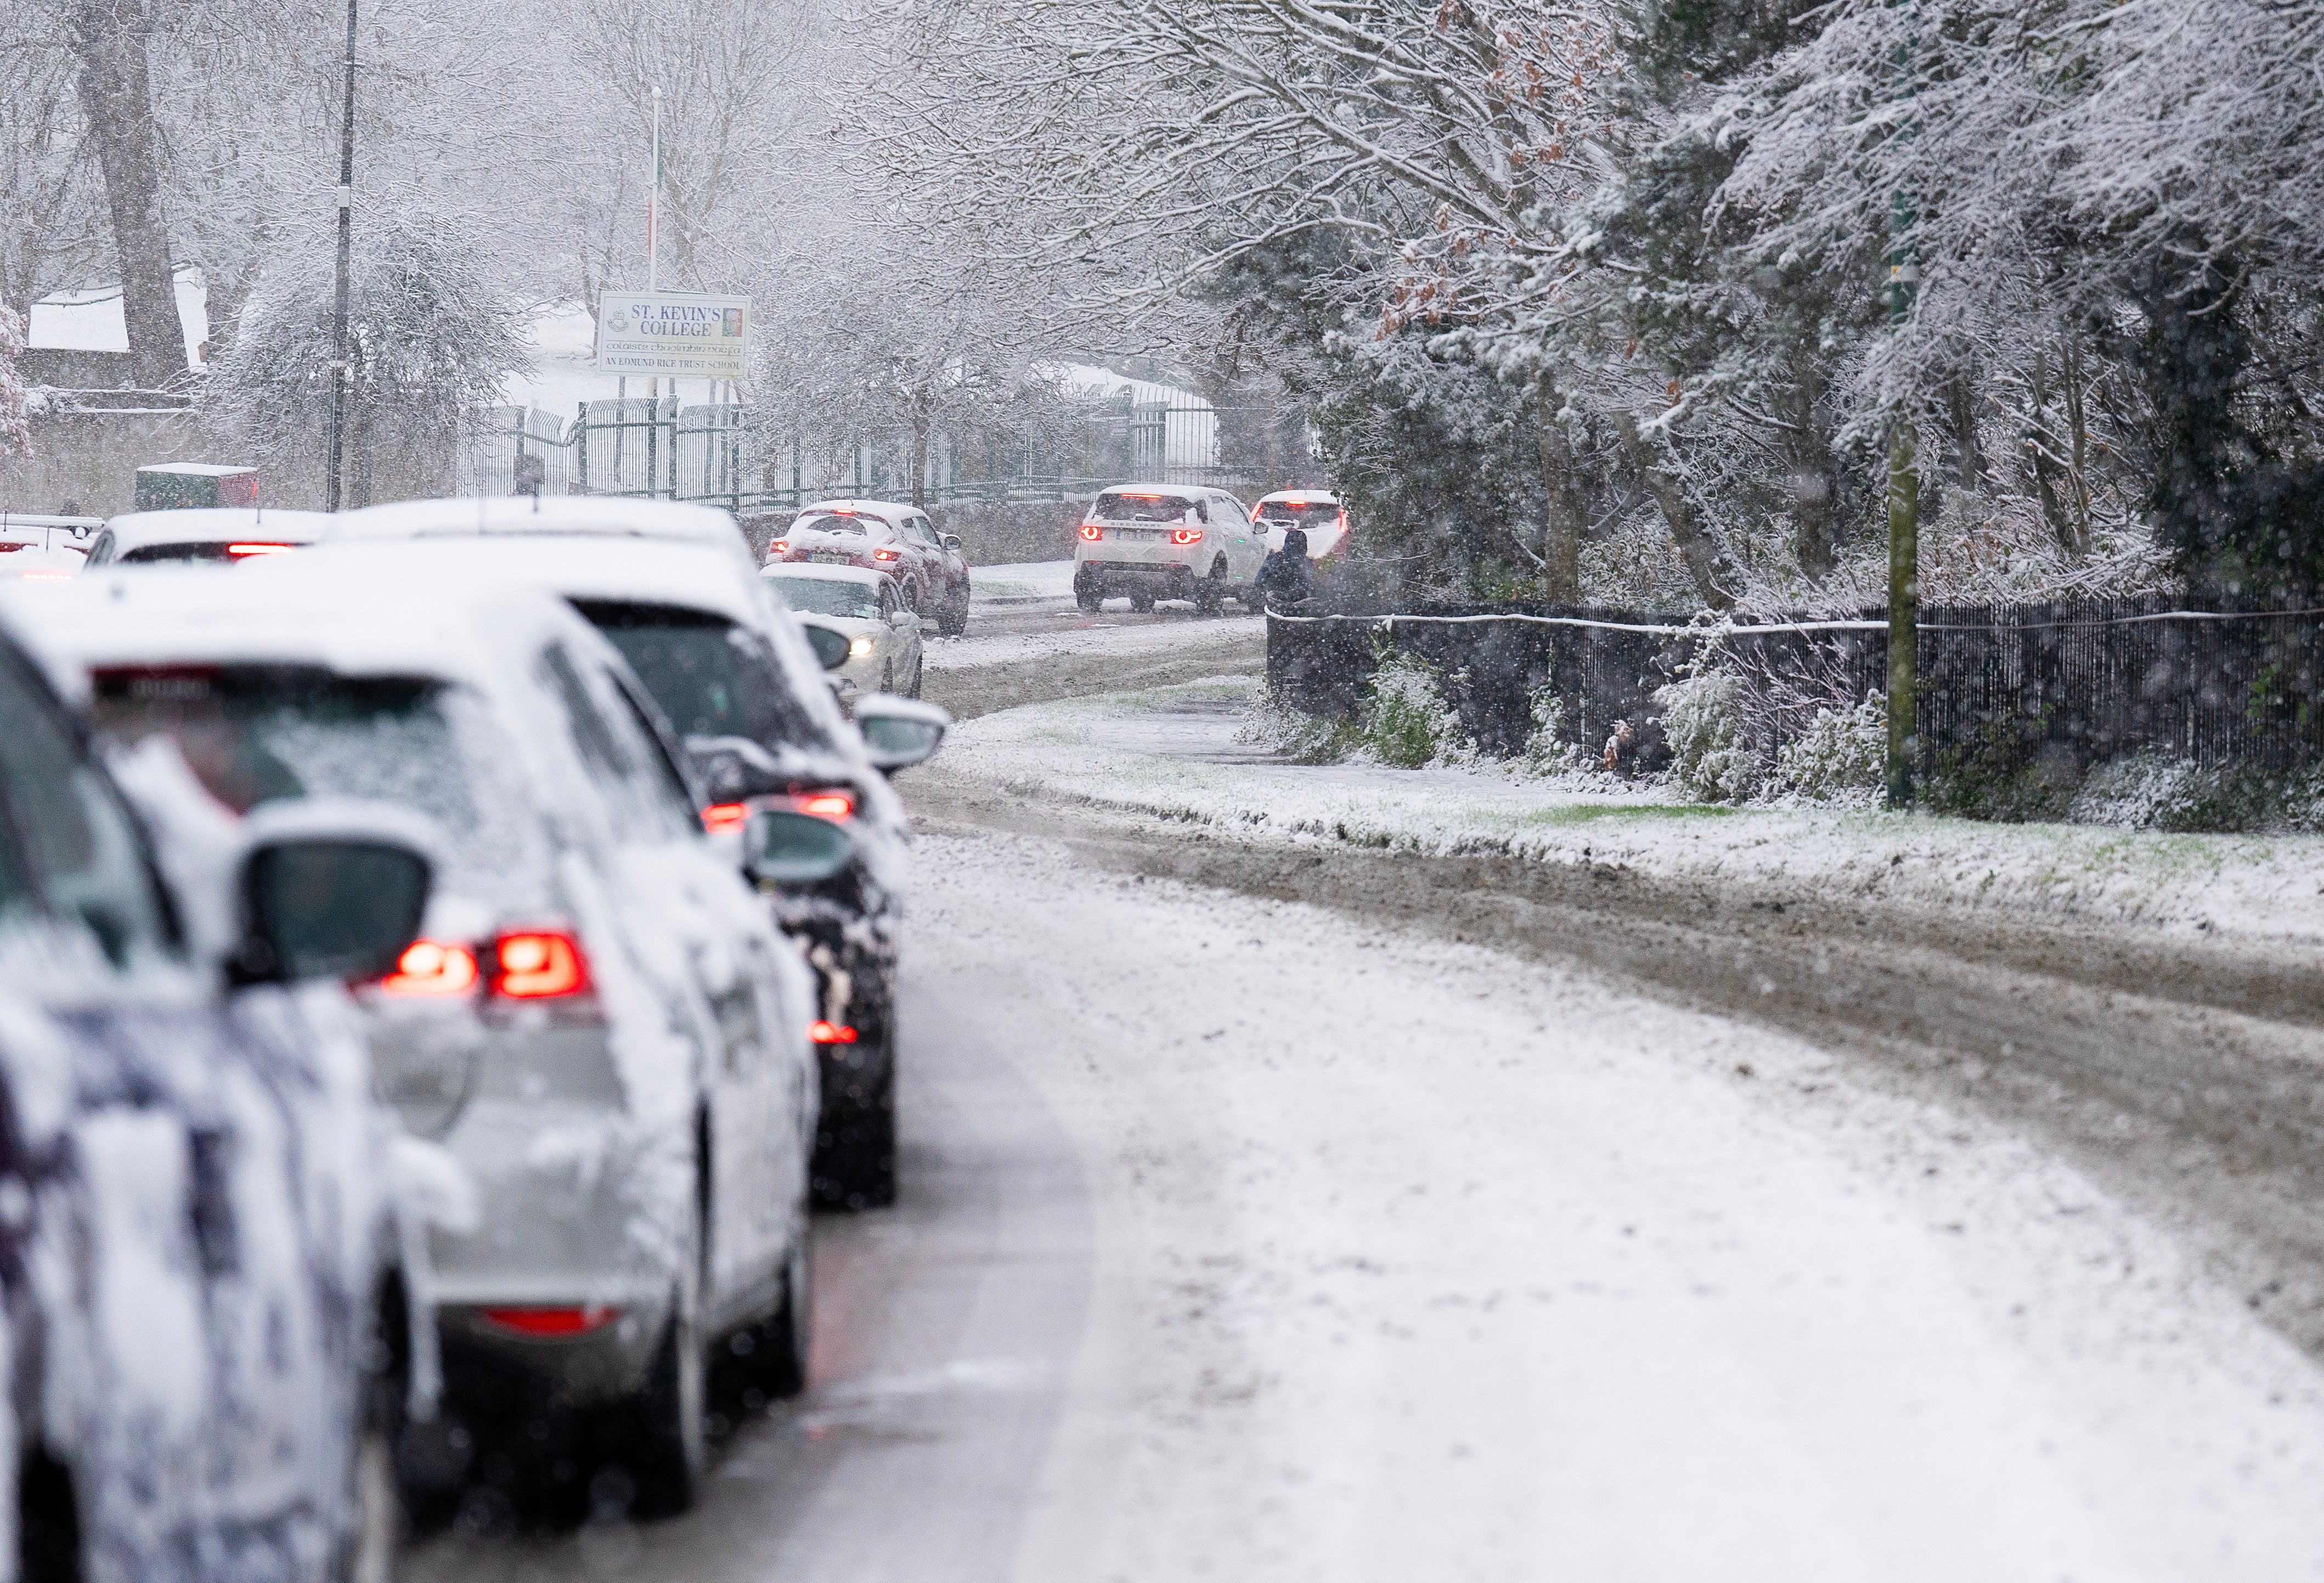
1074;556;1199;591
426;1092;684;1407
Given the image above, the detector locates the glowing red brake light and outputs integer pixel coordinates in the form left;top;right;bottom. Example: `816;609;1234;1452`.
1171;528;1204;546
0;544;24;555
796;789;855;822
703;802;749;833
226;542;295;558
477;1305;622;1338
1120;491;1164;501
492;930;591;999
830;507;858;516
769;539;790;557
809;1021;859;1045
377;939;481;997
1078;524;1102;541
871;547;901;562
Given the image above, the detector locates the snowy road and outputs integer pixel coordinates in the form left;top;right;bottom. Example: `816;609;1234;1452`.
415;631;2324;1580
415;815;2324;1580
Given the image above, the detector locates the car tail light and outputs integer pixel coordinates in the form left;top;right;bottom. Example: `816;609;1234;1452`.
377;939;481;997
831;507;857;516
769;539;790;557
20;571;70;583
872;547;900;562
0;544;23;555
809;1021;859;1045
226;543;295;558
703;802;749;834
1171;528;1204;546
477;1305;622;1338
1079;524;1102;541
796;788;856;822
491;929;591;999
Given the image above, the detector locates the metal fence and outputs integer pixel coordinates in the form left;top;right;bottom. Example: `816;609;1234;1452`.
460;398;1265;515
1268;596;2324;776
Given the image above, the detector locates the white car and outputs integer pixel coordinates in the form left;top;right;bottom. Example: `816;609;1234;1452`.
1072;483;1262;614
0;513;93;584
763;563;926;700
81;507;332;567
1252;489;1351;560
22;553;826;1517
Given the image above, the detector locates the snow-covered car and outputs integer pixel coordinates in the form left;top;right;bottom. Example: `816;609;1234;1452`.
325;504;941;1209
1073;484;1262;614
762;562;926;701
0;515;93;585
81;507;331;567
22;556;825;1516
1251;489;1351;560
0;602;433;1582
756;500;970;635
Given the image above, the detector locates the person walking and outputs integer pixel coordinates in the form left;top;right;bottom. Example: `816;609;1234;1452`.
1254;525;1320;610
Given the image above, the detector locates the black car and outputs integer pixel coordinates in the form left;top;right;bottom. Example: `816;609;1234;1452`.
0;609;433;1582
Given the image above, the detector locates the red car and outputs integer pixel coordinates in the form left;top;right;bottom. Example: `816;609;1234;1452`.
757;499;971;636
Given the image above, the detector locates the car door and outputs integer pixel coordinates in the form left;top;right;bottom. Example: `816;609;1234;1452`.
0;640;368;1575
1215;494;1262;581
582;647;797;1318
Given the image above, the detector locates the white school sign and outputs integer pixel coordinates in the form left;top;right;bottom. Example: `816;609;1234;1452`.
594;291;752;378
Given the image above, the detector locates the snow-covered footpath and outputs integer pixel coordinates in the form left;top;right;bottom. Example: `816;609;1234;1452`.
911;824;2324;1581
942;675;2324;949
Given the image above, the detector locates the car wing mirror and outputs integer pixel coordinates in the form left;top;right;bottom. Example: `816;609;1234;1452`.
803;624;851;671
854;695;950;774
940;533;963;552
889;609;920;629
746;808;856;887
225;798;437;988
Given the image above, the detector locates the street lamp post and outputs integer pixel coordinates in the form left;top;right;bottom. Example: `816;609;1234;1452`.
324;0;358;512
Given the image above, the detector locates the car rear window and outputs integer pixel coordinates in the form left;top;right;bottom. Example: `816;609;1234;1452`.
1093;493;1195;523
89;665;542;898
573;601;834;756
794;513;867;536
769;577;881;620
1257;500;1338;523
118;542;239;564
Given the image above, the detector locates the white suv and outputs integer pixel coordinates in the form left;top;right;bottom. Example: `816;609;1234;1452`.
1073;484;1260;614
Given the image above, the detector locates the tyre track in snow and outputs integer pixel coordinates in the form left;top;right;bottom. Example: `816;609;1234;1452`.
906;671;2324;1366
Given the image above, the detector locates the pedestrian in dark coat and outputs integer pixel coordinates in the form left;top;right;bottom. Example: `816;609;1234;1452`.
1254;526;1320;609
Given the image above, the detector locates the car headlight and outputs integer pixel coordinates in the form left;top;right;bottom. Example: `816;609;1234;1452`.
849;634;876;658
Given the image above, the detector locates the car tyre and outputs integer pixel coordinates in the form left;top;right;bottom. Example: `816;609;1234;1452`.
1129;589;1155;613
1075;586;1103;613
813;1026;895;1211
332;1293;408;1583
909;657;924;699
937;589;969;637
1195;564;1227;616
628;1231;706;1517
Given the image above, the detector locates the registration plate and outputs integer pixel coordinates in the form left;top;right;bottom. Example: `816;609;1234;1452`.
810;550;854;564
1122;528;1166;542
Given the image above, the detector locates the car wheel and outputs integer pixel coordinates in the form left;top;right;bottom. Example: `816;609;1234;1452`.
1129;589;1155;613
813;1024;896;1210
1195;564;1227;616
881;658;894;694
332;1296;409;1583
628;1229;706;1517
1075;586;1103;613
938;592;969;637
910;657;924;699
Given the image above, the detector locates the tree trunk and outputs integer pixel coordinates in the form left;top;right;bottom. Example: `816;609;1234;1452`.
1618;415;1738;612
910;395;931;510
1535;378;1584;603
68;0;189;389
1946;369;1982;496
1787;361;1842;580
2027;347;2085;558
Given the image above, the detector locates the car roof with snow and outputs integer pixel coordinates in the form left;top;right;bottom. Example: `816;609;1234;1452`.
309;534;769;628
1257;489;1340;504
0;555;606;708
793;500;921;524
99;508;332;552
332;496;754;566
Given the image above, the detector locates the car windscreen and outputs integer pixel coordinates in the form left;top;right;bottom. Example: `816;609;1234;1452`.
1093;493;1194;523
574;601;835;755
1257;500;1338;523
794;513;867;536
87;665;540;897
118;542;239;564
770;578;881;620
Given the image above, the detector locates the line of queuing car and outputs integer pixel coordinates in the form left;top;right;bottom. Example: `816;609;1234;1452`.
0;495;950;1578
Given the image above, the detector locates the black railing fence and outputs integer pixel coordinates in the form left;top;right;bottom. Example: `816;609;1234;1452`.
1268;596;2324;776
